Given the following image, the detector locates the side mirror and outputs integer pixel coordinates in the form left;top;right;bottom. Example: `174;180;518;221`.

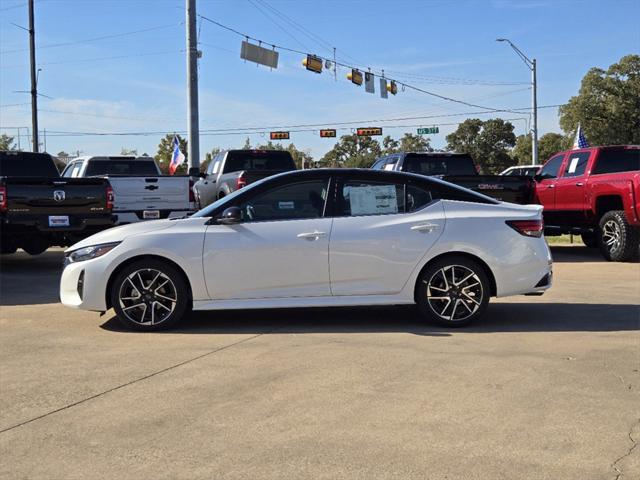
218;206;242;225
198;172;207;179
533;173;550;182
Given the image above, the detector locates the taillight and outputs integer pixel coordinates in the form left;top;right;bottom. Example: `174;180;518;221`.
236;172;247;189
188;178;196;203
106;185;114;211
0;186;6;212
506;219;544;238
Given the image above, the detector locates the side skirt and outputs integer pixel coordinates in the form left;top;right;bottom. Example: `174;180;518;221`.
193;294;415;311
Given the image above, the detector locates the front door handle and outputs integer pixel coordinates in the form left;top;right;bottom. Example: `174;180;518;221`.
297;231;327;240
410;223;440;232
547;184;555;189
575;182;584;187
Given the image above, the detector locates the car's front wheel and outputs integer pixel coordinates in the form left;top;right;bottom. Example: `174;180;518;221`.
110;259;191;331
416;256;490;327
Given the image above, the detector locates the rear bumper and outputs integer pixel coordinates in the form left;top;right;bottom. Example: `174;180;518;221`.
1;215;115;244
113;210;195;225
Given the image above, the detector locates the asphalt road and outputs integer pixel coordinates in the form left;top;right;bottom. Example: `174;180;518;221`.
0;246;638;480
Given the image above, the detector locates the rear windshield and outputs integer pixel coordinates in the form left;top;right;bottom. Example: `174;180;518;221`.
0;152;59;177
223;151;296;173
85;159;159;176
401;153;477;176
592;149;640;175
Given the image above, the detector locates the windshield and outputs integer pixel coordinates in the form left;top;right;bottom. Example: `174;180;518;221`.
402;154;477;176
192;175;273;217
85;159;159;176
222;151;296;173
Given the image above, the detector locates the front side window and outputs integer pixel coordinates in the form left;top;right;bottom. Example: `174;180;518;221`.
337;180;405;217
563;152;590;177
236;179;329;222
539;154;565;179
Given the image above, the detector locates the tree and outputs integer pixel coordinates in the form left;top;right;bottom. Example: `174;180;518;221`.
256;141;314;169
0;134;16;151
156;134;187;174
381;133;432;155
242;137;251;149
56;150;70;158
512;133;572;165
120;147;138;156
201;147;221;173
446;118;516;173
319;134;381;168
381;136;399;155
559;54;640;146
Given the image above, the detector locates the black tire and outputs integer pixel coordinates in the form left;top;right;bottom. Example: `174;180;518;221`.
598;210;640;262
21;240;49;256
110;259;191;331
416;255;491;327
581;231;598;248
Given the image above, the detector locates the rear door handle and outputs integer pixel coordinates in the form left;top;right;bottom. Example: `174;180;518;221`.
547;184;555;189
410;223;440;232
297;231;327;240
575;182;584;187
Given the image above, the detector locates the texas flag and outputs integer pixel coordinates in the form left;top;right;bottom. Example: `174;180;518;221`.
169;135;185;175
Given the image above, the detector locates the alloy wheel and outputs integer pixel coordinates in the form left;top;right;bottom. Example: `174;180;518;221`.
602;220;621;254
424;265;483;322
118;268;178;326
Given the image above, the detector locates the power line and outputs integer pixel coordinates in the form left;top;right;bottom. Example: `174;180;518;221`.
0;22;181;55
246;0;312;52
198;15;525;115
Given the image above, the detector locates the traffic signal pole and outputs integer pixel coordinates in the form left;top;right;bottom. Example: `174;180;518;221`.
186;0;200;175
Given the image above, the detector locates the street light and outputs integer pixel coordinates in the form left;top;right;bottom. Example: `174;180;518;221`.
497;38;538;166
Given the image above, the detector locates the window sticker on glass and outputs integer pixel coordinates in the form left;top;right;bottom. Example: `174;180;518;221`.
568;157;580;174
349;185;398;215
278;201;295;210
383;163;396;171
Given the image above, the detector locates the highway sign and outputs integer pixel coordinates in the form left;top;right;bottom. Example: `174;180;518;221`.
417;127;439;135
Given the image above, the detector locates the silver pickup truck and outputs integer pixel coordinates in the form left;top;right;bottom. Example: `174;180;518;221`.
193;149;297;208
61;156;196;224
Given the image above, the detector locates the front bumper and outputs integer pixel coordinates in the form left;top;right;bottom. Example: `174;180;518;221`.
60;253;113;312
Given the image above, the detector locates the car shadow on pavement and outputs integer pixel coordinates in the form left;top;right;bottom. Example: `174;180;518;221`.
100;302;639;335
0;250;64;306
548;245;607;263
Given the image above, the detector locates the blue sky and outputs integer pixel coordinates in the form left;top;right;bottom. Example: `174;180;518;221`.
1;0;638;160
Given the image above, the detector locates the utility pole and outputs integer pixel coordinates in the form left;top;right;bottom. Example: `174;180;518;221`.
28;0;39;153
531;58;538;166
496;38;538;166
186;0;200;176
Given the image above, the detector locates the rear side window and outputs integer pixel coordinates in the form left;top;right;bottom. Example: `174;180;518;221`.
0;152;59;177
592;149;640;175
338;180;405;216
539;154;565;179
223;151;296;173
85;160;159;176
402;154;476;176
406;184;434;212
563;152;590;177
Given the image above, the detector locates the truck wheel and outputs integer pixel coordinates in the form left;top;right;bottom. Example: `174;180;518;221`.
110;259;191;331
598;210;640;262
22;240;49;256
416;255;490;327
581;232;598;248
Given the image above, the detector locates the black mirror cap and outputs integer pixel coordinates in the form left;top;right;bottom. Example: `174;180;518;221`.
218;206;242;225
198;172;207;179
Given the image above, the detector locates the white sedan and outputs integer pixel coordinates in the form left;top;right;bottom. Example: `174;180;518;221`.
60;169;552;331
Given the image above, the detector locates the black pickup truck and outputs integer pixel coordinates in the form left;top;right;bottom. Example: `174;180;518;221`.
372;152;534;204
0;151;115;255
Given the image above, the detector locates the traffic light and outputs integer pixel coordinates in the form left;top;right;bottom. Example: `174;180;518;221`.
270;131;290;140
356;127;382;136
302;55;323;74
320;129;337;138
387;80;398;95
347;69;363;86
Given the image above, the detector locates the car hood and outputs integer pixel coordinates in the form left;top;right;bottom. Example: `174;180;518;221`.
66;219;177;252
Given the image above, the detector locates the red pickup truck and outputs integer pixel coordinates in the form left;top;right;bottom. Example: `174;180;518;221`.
534;145;640;261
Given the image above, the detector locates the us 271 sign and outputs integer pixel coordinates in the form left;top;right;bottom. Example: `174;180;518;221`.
417;127;439;135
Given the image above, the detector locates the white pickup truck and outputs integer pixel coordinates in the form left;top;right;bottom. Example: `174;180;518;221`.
61;156;196;224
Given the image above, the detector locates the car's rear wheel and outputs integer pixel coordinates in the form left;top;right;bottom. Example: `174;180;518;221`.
598;210;639;262
416;256;490;327
110;259;190;331
22;239;49;256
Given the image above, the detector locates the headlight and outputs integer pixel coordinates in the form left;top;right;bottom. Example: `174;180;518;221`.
66;242;120;263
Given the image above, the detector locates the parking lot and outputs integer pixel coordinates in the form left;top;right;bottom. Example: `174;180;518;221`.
0;246;638;480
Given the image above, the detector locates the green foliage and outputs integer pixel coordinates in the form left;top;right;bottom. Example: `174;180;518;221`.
319;134;382;168
559;54;640;146
382;133;432;155
256;141;314;169
512;133;572;165
201;147;221;173
120;147;138;156
446;118;516;173
0;134;17;151
156;134;187;175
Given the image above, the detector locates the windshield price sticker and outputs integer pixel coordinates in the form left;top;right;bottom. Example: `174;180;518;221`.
349;185;398;215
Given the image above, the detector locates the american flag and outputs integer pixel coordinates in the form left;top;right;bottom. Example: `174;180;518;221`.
573;124;590;149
